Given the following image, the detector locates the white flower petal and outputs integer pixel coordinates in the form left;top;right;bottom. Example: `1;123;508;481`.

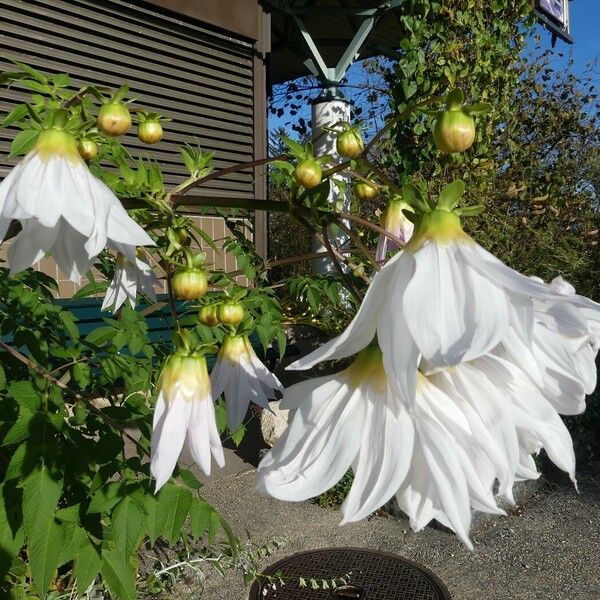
150;393;192;491
288;250;407;370
257;383;364;501
341;390;414;523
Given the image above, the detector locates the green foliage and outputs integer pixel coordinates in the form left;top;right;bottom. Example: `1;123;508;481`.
0;268;233;596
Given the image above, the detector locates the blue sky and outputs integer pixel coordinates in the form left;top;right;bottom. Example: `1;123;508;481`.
534;0;599;79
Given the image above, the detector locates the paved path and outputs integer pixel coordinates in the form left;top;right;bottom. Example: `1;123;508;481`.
197;463;600;600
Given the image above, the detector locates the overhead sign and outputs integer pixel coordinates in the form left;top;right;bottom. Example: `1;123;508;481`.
535;0;572;43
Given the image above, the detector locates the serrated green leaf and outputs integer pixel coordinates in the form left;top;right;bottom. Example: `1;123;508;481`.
8;381;42;411
22;466;63;595
8;129;39;159
112;496;144;559
85;326;117;346
74;535;102;596
101;547;136;600
2;408;34;446
155;484;192;544
179;469;203;490
188;498;215;540
59;311;80;340
72;362;91;390
87;482;124;514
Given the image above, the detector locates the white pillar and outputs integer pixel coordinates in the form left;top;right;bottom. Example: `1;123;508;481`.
311;93;351;274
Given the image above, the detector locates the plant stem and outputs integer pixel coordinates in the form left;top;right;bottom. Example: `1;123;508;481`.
337;211;405;247
0;339;149;457
171;156;286;200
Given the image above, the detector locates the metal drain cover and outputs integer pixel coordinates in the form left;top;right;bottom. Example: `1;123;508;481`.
248;547;452;599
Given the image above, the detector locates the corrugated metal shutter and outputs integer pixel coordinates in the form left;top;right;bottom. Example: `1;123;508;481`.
0;0;255;198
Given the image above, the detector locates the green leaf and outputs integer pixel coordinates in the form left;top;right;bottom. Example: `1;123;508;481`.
87;482;124;514
401;183;429;212
85;326;117;346
179;469;203;490
279;134;305;159
155;484;192;544
74;535;102;596
402;80;418;100
270;159;294;174
230;423;246;447
8;129;39;159
101;547;136;600
465;102;492;116
72;362;91;390
8;381;42;411
437;179;465;210
59;311;80;340
11;61;47;83
112;497;145;559
188;498;216;540
21;79;50;95
72;280;109;300
446;88;465;109
0;486;25;578
22;466;63;595
0;365;5;390
2;104;28;127
2;408;34;446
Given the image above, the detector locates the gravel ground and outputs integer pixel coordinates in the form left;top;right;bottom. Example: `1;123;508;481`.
193;462;600;600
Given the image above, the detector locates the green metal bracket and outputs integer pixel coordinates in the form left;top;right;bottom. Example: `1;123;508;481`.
267;0;406;90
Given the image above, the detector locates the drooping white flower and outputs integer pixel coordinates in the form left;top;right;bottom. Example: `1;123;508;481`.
375;198;414;263
289;208;566;410
151;353;224;491
210;335;284;431
257;347;416;524
0;126;153;282
101;244;157;312
260;344;579;548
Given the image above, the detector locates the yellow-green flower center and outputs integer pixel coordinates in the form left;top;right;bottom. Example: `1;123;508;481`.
220;335;249;365
405;208;470;251
36;128;80;163
159;354;210;401
346;346;387;393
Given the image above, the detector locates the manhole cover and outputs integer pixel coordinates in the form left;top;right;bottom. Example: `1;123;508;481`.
248;547;452;599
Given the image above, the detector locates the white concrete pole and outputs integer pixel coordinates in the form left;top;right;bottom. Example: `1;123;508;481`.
311;93;351;274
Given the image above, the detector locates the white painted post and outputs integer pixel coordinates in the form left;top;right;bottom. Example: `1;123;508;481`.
311;93;351;274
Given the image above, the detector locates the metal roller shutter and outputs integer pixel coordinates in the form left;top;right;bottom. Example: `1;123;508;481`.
0;0;256;198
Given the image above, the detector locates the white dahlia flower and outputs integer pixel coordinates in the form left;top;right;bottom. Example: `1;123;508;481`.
259;345;579;548
210;335;284;431
151;353;224;491
101;245;157;312
0;126;153;282
289;208;566;409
